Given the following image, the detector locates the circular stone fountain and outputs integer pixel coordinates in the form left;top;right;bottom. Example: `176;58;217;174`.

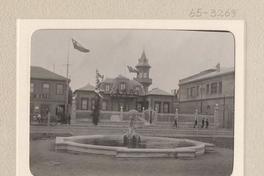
55;111;215;159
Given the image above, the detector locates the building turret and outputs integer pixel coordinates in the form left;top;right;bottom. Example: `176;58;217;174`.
134;51;152;93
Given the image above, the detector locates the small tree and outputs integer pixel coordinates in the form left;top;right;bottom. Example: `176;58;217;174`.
92;98;100;125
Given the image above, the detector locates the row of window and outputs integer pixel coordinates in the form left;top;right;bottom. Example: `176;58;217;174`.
136;102;170;113
80;98;108;111
186;81;222;98
80;99;170;113
154;102;170;113
138;72;148;79
104;83;140;92
30;82;64;95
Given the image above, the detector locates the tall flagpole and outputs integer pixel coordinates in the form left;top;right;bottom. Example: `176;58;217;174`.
65;38;71;124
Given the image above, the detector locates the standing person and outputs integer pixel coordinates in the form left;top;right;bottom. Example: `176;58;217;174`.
193;109;198;128
205;118;209;128
174;108;179;128
36;113;41;124
201;117;205;128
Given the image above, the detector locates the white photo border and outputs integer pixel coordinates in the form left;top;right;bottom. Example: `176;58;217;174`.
17;20;244;176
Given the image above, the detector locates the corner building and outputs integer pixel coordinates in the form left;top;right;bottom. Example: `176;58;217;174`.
178;65;235;128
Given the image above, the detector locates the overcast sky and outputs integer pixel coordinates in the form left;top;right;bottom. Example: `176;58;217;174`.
31;29;234;92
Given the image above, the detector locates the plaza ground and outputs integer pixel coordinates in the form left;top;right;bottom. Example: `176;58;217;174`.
30;128;234;176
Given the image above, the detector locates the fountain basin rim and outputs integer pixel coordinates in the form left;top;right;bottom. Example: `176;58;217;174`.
55;135;214;158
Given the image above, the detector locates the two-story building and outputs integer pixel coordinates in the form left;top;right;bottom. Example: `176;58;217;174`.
178;64;235;128
30;66;71;123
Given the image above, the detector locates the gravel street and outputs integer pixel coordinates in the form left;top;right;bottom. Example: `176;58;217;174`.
30;138;233;176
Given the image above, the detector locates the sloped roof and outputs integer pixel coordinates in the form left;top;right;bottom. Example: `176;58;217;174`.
103;78;115;83
147;88;172;96
116;74;129;80
31;66;68;81
179;67;234;85
98;74;145;95
78;83;95;91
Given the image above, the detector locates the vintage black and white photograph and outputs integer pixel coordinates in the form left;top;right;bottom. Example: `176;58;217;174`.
29;28;235;176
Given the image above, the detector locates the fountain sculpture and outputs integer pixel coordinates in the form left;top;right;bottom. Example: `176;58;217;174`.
123;112;141;148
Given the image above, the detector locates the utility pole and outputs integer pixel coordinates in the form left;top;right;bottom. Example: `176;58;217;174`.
65;39;71;125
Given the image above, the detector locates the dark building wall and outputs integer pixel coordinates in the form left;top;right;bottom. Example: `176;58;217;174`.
75;90;98;110
75;90;178;114
179;96;234;128
30;78;69;121
146;95;178;113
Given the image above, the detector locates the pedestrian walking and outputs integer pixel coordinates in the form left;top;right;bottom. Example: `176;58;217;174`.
193;109;198;128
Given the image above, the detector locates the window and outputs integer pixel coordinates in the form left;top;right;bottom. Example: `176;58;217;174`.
105;84;110;92
211;82;218;94
42;83;50;93
154;102;161;113
143;72;148;78
91;99;95;110
30;83;34;93
139;72;143;78
190;87;195;97
81;99;88;110
137;103;142;112
56;84;64;95
187;88;190;98
163;103;170;113
219;81;222;94
196;86;199;96
120;83;126;90
102;101;107;111
206;84;210;94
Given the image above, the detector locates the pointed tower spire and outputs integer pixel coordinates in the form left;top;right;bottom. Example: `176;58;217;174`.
136;50;150;68
134;50;152;93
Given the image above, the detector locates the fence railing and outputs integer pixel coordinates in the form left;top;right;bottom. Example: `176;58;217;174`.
75;109;215;124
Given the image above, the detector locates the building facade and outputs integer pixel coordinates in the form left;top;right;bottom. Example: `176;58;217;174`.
178;64;235;128
74;51;178;120
30;66;71;123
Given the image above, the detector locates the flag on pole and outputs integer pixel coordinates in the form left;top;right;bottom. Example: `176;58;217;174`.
72;38;90;53
127;65;139;73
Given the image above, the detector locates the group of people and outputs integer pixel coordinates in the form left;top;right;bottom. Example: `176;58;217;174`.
173;109;210;129
193;117;209;128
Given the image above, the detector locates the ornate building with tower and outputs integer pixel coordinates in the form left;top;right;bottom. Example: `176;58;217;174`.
73;51;178;121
